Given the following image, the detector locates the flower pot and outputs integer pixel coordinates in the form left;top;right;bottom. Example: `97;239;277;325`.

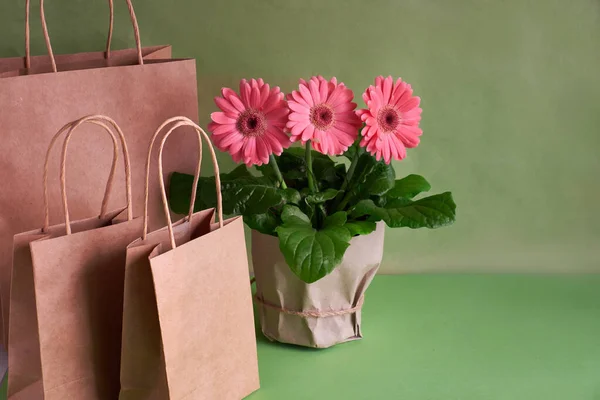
251;222;385;348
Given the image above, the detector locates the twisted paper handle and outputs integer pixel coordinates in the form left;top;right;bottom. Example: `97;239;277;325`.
43;115;132;234
144;117;223;250
33;0;143;72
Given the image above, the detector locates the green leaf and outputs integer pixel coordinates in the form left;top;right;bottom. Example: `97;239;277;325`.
276;205;352;283
244;211;279;236
220;180;283;215
279;188;302;205
387;175;431;199
345;221;377;236
226;164;254;180
334;163;347;178
305;189;339;204
169;172;283;216
169;172;215;215
350;192;457;229
342;154;395;208
280;204;311;225
169;172;195;215
323;211;347;228
169;166;256;214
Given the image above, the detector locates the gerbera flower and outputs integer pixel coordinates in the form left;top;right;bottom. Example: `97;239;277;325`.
357;76;422;164
286;76;361;156
208;79;291;166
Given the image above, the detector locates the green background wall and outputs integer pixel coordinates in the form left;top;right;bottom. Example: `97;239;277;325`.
1;0;599;273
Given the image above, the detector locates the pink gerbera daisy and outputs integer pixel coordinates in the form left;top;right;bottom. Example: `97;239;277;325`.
286;76;361;156
208;79;291;166
357;76;423;164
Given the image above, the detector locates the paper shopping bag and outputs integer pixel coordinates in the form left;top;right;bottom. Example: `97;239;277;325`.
8;115;143;400
0;0;200;349
120;117;259;400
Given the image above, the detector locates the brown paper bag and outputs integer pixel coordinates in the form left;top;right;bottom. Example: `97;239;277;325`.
0;0;200;349
252;222;385;348
0;0;172;75
8;115;144;399
120;117;260;400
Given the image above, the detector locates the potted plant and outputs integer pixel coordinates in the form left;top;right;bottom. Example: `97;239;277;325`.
169;76;456;348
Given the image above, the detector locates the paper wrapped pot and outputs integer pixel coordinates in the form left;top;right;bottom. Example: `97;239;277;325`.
251;222;385;348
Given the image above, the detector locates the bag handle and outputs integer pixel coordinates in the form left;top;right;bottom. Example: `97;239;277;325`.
43;115;133;235
35;0;143;73
143;117;223;250
24;0;115;69
43;118;120;231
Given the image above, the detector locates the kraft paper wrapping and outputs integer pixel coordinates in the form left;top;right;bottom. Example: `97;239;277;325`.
252;222;385;349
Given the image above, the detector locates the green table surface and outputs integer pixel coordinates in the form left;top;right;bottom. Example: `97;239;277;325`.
248;275;600;400
2;275;598;399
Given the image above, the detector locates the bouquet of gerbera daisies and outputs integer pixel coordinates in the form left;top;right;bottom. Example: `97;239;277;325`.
170;76;456;284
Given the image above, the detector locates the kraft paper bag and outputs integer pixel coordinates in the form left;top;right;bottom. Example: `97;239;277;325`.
8;115;144;399
0;0;200;349
252;222;385;348
0;0;172;75
120;117;259;400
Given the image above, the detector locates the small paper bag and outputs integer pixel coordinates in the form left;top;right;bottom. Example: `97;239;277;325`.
120;117;260;400
8;116;143;399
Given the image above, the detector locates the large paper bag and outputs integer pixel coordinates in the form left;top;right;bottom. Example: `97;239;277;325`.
8;115;143;399
0;0;199;348
0;0;173;75
120;117;259;400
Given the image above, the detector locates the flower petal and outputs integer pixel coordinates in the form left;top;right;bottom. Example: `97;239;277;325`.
393;83;414;108
264;129;284;154
217;131;245;149
239;79;251;107
259;83;270;107
382;76;393;104
308;79;321;104
243;136;257;164
319;79;329;103
250;86;261;108
330;127;356;147
289;112;309;122
382;136;392;164
290;120;310;137
214;96;239;116
396;126;421;148
288;101;310;114
211;112;236;124
398;97;420;113
211;123;237;136
262;91;283;114
256;136;270;164
390;134;407;160
302;124;316;142
299;84;314;106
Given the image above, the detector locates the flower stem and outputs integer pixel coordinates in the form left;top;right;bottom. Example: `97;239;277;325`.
340;150;360;193
306;140;317;193
269;154;287;189
333;145;361;211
